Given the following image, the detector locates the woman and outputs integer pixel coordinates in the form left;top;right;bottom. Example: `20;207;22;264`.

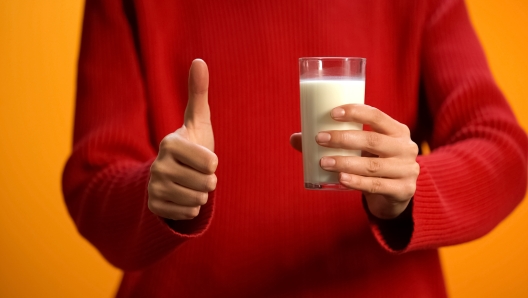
63;0;527;296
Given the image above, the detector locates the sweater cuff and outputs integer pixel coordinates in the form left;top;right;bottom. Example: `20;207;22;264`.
363;195;414;253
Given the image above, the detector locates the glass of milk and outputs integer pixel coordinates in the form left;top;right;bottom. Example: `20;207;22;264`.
299;57;366;190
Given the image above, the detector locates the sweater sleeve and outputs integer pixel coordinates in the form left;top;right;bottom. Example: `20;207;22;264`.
62;0;214;270
369;0;528;253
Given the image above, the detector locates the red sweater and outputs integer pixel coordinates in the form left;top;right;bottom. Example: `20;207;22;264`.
63;0;527;297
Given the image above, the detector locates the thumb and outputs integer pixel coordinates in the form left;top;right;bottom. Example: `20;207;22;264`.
183;59;214;150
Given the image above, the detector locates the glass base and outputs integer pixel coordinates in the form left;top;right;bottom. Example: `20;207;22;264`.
304;182;351;191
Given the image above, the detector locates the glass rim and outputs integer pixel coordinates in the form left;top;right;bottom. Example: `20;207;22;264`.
299;57;366;62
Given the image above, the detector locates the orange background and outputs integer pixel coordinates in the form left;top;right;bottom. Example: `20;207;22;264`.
0;1;526;297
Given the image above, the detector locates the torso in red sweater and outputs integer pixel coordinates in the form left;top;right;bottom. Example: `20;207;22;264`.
63;0;527;297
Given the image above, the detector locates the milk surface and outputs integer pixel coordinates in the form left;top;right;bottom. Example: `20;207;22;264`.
300;79;365;187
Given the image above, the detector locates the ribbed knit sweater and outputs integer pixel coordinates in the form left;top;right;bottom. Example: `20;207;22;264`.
63;0;528;297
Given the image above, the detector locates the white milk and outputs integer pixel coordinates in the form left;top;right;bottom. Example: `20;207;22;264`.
300;79;365;188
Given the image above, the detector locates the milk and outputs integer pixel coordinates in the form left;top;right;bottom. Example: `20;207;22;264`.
300;79;365;188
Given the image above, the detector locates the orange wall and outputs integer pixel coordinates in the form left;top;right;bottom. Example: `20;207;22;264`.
0;1;121;297
0;1;526;297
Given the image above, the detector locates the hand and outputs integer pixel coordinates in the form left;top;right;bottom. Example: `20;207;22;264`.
290;104;419;219
148;59;218;220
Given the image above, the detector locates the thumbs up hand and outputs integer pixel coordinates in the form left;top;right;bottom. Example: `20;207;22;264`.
148;59;218;221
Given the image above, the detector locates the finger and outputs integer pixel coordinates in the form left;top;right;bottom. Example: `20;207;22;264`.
185;59;210;130
316;130;408;157
160;131;218;174
320;156;411;178
173;169;216;193
331;104;410;137
338;173;416;202
290;133;302;152
148;179;209;207
151;156;217;192
168;164;217;193
148;199;201;221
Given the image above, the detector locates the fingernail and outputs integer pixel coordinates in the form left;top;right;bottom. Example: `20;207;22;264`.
340;173;351;183
316;132;331;143
331;108;345;118
320;157;336;167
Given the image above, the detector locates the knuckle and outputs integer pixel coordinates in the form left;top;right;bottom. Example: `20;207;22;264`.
410;163;420;178
369;178;382;194
147;182;160;199
366;133;380;149
185;207;201;219
147;177;167;199
150;162;170;179
159;133;182;153
205;153;219;173
399;123;411;136
408;141;419;156
147;198;160;214
203;174;218;192
366;158;381;174
404;180;417;199
194;192;209;206
159;135;173;151
150;161;163;176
